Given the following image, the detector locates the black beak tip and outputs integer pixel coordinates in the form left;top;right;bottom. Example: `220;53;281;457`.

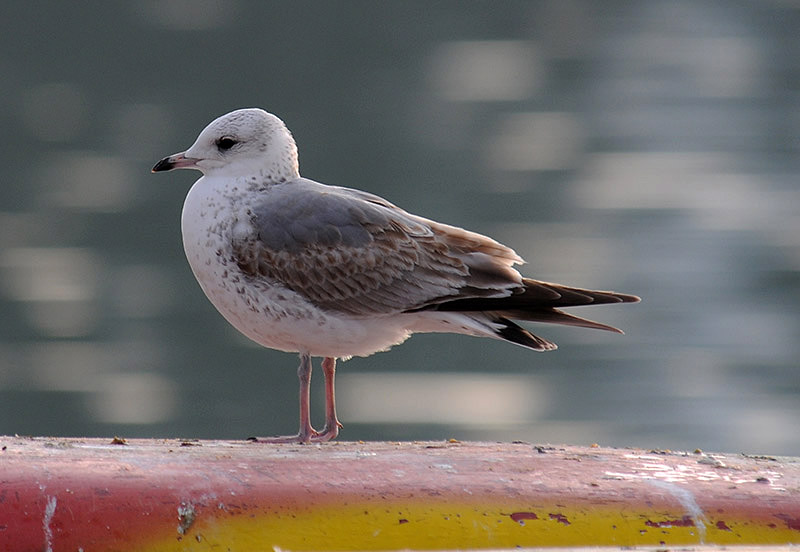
151;157;173;173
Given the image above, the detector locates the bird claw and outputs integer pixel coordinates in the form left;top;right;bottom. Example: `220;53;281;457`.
247;422;340;444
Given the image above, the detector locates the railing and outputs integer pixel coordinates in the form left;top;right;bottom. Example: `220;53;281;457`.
1;437;798;551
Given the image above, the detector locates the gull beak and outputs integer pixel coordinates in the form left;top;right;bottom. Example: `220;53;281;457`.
151;152;200;173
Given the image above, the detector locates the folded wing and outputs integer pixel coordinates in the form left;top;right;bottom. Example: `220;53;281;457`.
231;178;639;351
232;178;524;316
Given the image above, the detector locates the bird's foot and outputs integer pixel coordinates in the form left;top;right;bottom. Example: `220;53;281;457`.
247;421;342;444
314;420;342;442
247;434;310;444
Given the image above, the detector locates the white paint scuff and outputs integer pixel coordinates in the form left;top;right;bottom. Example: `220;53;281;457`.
43;495;57;552
648;479;707;543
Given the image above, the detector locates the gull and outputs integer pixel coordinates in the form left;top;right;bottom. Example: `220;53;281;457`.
152;108;639;443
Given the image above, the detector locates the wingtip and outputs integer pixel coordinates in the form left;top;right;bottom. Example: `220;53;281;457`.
495;317;558;352
600;291;641;305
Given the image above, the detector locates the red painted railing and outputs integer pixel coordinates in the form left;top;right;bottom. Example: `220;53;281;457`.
1;437;798;550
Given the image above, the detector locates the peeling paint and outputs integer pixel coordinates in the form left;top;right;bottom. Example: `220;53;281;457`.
775;514;800;531
716;520;732;531
645;515;694;528
509;511;538;524
42;495;56;552
549;513;571;525
614;453;786;490
177;501;196;536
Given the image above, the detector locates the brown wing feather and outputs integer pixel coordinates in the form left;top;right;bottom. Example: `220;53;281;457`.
233;215;523;316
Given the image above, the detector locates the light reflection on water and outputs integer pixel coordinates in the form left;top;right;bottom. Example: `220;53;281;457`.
0;2;798;454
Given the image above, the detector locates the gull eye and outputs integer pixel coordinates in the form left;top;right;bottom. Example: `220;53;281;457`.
216;136;238;151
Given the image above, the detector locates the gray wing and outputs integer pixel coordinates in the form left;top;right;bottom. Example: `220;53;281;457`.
232;178;524;316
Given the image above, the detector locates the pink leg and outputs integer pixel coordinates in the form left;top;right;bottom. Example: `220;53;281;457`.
312;357;342;441
250;353;319;444
295;352;316;442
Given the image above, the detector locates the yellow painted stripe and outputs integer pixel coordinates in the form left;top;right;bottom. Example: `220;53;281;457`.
140;502;799;551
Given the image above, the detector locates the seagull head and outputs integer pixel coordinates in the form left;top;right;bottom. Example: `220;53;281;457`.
152;108;300;181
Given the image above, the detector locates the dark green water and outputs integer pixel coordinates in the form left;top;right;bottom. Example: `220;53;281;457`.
1;1;798;454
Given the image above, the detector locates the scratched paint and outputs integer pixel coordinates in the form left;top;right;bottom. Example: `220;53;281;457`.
612;453;789;490
0;438;798;551
42;495;56;552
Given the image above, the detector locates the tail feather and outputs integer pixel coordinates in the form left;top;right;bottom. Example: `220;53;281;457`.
500;307;625;334
428;278;639;315
493;317;557;352
419;278;640;350
515;278;641;308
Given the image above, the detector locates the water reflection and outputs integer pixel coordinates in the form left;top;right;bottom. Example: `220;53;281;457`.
0;1;797;454
429;40;542;102
1;247;99;337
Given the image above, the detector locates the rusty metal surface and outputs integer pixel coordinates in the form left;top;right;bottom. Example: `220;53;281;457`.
0;437;798;551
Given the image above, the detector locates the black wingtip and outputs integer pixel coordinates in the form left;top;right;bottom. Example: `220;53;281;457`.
496;317;557;352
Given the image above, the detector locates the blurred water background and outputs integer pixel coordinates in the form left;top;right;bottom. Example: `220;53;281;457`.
1;1;798;454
